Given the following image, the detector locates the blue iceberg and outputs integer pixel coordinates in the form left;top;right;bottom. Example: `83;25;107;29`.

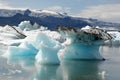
3;42;38;66
57;26;111;61
3;31;62;64
34;32;62;64
2;21;113;64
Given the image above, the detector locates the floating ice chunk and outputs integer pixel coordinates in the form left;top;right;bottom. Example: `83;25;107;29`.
108;31;120;40
3;25;114;65
57;26;109;61
3;30;62;65
3;42;38;66
18;21;45;31
58;42;104;61
105;31;120;46
35;45;61;64
35;32;62;64
18;21;33;31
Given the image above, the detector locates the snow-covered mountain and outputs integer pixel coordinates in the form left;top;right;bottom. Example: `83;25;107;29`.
0;9;120;30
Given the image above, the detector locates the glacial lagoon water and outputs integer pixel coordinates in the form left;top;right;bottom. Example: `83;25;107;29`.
0;45;120;80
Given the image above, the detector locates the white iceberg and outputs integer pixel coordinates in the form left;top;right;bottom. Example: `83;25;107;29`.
35;32;62;64
105;31;120;46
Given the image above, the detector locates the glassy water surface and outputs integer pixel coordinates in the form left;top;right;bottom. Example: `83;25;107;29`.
0;45;120;80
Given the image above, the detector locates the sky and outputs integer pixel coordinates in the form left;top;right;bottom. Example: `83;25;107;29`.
0;0;120;23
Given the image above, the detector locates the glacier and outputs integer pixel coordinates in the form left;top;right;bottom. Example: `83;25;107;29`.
1;21;120;64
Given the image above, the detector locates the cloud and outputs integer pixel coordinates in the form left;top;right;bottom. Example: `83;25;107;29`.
45;6;62;11
0;2;28;10
0;2;12;9
76;4;120;23
45;6;71;13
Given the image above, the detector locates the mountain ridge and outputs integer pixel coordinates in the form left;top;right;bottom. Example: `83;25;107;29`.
0;9;120;30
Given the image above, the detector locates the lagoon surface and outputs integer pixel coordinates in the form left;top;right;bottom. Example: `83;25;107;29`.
0;45;120;80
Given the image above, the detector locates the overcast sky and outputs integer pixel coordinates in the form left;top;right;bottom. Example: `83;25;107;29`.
0;0;120;23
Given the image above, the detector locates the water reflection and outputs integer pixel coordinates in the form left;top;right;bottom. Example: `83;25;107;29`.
34;64;59;80
1;45;120;80
0;56;36;80
4;48;36;67
4;46;119;80
57;61;102;80
2;52;109;80
33;60;106;80
100;45;120;61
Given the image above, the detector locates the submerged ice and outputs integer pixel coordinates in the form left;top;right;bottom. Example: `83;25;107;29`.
1;21;120;64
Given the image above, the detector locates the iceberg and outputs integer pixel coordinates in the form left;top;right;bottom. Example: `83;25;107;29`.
57;26;112;61
105;31;120;46
3;30;62;64
35;32;62;64
1;21;62;64
1;21;116;65
3;42;38;66
18;21;38;31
